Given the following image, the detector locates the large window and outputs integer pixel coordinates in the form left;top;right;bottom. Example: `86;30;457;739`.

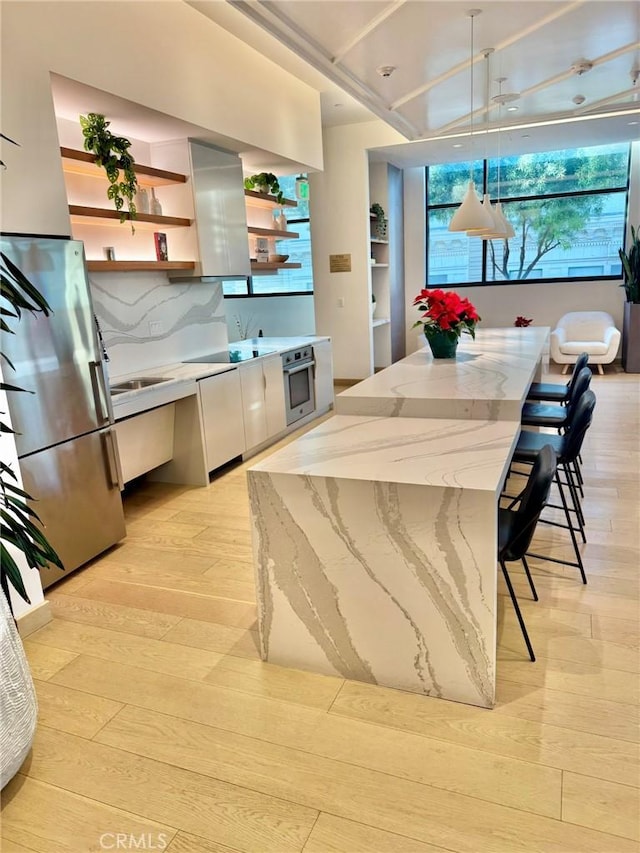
426;143;631;286
222;174;313;297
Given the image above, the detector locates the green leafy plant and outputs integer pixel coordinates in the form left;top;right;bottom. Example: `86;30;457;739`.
619;225;639;304
370;203;388;239
80;113;138;232
1;252;64;613
244;172;284;204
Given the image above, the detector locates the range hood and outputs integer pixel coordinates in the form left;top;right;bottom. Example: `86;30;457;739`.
189;140;251;278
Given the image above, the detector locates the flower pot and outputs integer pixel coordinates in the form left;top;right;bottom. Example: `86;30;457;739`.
622;302;640;373
425;330;459;359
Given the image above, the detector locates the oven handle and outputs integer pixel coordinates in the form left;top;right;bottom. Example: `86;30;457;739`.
283;361;315;376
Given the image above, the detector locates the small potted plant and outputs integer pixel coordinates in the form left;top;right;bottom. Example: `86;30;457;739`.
619;224;639;373
412;288;480;359
370;203;387;239
244;172;284;204
514;316;533;327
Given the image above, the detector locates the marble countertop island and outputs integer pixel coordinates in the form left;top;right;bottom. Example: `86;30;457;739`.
248;414;521;708
335;327;549;421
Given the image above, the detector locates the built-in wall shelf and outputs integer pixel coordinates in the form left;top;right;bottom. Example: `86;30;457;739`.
250;261;302;272
372;318;391;327
61;147;187;186
244;189;297;208
87;260;196;272
371;263;389;269
248;226;300;239
370;239;389;245
69;205;192;228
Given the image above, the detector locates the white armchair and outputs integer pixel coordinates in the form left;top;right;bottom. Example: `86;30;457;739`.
550;311;621;374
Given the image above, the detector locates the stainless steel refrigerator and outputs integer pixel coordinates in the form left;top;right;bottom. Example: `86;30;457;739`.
1;235;126;588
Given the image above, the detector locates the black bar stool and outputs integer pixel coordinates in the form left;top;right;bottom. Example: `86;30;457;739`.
498;444;557;662
527;352;589;403
521;367;591;430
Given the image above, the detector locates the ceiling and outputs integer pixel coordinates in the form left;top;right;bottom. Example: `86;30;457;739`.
189;0;640;165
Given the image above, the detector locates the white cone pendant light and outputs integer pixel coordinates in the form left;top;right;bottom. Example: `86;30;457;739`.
466;193;500;235
450;182;494;231
449;10;493;234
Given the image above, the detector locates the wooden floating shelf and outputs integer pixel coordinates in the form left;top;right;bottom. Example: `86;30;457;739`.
248;226;299;239
61;147;187;186
87;261;196;272
244;189;297;208
250;261;302;272
69;205;192;228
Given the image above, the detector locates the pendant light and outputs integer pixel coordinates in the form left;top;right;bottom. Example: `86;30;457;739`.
482;77;515;240
467;48;502;237
449;9;494;233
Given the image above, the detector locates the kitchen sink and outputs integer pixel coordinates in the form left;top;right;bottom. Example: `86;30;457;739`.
110;376;173;394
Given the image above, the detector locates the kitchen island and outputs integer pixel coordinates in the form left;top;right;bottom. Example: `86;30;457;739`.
248;413;520;708
335;327;549;420
248;328;550;708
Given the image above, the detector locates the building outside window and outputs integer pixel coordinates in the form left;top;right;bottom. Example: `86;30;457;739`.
426;142;631;287
222;174;312;297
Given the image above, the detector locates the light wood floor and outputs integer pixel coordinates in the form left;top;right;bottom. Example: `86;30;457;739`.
2;367;639;853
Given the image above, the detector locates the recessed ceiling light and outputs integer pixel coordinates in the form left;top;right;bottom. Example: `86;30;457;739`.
507;106;519;112
453;143;463;148
629;120;638;125
521;134;530;138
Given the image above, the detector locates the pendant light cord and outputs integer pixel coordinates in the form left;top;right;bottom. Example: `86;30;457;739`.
469;12;475;183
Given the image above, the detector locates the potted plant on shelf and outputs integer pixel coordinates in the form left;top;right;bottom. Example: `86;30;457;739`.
412;288;480;359
244;172;284;204
370;203;388;239
79;112;138;232
619;224;639;373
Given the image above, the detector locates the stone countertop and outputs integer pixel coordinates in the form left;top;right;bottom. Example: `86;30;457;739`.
109;336;331;420
249;413;520;492
335;327;549;421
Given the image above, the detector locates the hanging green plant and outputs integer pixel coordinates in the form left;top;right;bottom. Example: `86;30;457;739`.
80;113;138;232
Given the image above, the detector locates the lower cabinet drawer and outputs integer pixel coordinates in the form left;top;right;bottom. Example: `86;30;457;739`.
114;404;176;484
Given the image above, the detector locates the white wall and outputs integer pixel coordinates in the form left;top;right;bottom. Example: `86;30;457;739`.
311;121;405;380
0;0;323;235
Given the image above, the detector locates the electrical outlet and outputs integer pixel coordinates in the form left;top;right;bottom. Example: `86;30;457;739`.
149;320;164;336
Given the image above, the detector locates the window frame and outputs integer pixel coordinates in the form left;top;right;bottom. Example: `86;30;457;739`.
424;145;632;288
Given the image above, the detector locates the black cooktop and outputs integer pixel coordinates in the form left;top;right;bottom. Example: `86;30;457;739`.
184;346;277;364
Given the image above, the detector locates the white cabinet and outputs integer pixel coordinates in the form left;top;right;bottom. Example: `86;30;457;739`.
198;369;245;472
240;355;286;451
313;340;334;412
114;404;176;484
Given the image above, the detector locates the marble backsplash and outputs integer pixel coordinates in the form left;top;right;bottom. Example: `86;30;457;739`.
90;273;228;379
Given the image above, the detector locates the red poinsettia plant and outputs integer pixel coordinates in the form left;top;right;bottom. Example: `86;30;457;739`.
412;288;480;339
514;315;533;327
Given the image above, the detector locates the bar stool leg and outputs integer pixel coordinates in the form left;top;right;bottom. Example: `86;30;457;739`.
500;559;535;662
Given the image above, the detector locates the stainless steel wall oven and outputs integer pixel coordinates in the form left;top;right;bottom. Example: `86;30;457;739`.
282;346;315;425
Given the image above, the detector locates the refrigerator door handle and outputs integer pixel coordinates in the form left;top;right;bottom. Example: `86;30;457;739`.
89;360;112;425
101;428;123;491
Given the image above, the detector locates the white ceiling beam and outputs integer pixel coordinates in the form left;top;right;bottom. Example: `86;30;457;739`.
390;0;585;111
229;0;423;138
574;86;640;114
437;40;640;134
332;0;407;64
